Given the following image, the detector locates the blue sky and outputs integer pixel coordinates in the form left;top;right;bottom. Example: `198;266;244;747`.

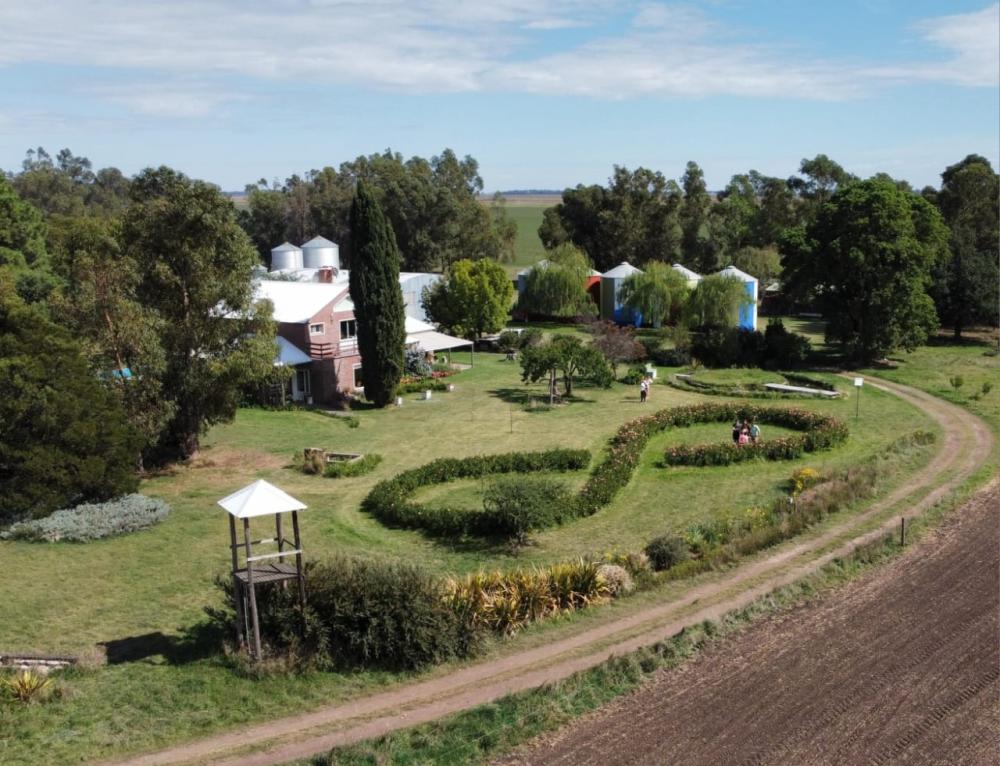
0;1;997;192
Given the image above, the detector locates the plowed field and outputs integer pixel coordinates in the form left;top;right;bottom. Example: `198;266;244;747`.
497;484;1000;766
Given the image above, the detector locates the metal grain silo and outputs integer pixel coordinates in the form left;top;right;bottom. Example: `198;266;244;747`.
600;262;643;324
301;236;340;269
270;242;303;271
717;265;759;331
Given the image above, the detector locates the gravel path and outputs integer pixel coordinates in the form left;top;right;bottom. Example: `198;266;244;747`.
96;377;994;766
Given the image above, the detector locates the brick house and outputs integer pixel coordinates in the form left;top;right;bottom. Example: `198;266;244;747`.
257;277;470;404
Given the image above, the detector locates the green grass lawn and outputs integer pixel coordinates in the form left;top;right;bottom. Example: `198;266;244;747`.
0;333;963;766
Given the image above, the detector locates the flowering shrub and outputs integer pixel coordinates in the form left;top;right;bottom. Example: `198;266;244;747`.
1;494;170;542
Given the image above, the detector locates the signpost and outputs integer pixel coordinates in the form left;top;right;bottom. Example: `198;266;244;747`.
854;377;864;420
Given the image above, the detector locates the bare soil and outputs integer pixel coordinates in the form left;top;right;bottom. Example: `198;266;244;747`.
496;483;1000;766
97;377;994;766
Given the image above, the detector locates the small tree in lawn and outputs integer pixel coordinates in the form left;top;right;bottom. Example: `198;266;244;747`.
618;261;688;328
422;258;513;339
590;321;644;376
520;335;612;402
349;180;406;407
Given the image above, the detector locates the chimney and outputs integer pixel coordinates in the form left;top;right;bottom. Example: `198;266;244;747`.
318;267;334;284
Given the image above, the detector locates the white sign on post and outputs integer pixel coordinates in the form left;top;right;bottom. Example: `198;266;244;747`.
854;377;864;387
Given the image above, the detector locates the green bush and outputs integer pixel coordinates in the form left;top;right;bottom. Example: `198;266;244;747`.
404;348;432;377
620;366;646;385
222;556;476;671
481;476;572;545
396;378;452;395
1;494;170;542
644;535;690;571
323;454;382;479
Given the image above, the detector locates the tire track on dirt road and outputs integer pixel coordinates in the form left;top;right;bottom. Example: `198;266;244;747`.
97;377;993;766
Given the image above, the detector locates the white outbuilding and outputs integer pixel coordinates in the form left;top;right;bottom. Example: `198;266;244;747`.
717;265;759;331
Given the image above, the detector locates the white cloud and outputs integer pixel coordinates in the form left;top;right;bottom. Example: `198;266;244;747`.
0;0;995;114
90;84;251;118
865;3;999;87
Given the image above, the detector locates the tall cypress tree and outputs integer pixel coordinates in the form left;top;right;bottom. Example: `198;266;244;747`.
349;180;405;407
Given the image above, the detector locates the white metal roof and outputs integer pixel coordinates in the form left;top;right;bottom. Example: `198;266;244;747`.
407;330;472;352
274;336;312;367
602;262;643;278
301;235;337;248
717;265;758;283
255;280;347;323
218;480;307;519
271;242;302;253
671;263;702;281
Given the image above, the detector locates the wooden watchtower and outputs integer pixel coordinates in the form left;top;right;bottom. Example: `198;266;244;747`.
217;480;308;660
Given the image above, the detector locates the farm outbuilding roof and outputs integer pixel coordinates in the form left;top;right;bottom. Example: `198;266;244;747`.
717;265;758;283
602;262;643;278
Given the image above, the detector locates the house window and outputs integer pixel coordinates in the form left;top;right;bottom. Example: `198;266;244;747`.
296;369;311;395
309;323;325;335
353;364;363;389
340;319;357;340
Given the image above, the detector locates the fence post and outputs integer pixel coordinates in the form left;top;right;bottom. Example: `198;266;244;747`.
900;517;906;547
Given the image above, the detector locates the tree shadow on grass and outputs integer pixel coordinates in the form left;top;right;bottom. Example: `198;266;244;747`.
489;387;597;411
99;620;227;665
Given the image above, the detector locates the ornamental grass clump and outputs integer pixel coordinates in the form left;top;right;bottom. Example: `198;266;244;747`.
443;559;611;638
2;670;53;704
1;494;170;542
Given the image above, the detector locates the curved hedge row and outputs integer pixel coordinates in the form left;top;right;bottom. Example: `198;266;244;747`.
661;405;847;466
361;449;590;537
362;403;847;539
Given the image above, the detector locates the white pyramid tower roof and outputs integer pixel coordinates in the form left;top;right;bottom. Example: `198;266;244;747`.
271;242;301;253
671;263;702;281
301;235;337;248
718;265;757;283
218;479;307;519
602;262;643;278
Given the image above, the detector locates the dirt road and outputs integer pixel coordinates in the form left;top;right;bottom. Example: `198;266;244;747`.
98;377;994;766
497;482;999;766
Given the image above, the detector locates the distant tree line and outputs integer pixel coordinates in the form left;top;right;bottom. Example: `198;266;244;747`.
239;148;517;271
538;153;998;359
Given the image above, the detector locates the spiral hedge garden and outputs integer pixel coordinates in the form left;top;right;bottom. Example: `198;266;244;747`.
362;402;848;540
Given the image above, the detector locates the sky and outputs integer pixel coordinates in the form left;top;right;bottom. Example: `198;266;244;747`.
0;1;997;192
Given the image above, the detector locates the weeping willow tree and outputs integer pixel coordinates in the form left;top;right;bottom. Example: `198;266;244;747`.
518;243;594;317
618;262;689;328
683;274;751;328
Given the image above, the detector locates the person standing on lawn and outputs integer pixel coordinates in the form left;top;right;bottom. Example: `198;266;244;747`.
639;377;648;403
750;421;761;444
